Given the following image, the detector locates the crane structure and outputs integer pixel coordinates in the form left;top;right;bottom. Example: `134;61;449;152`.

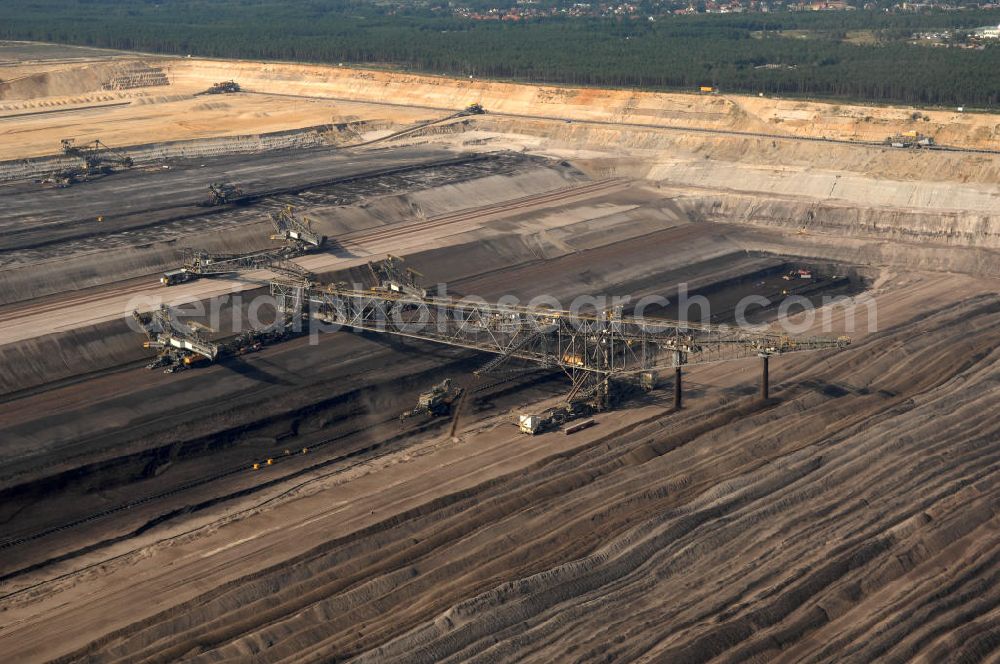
270;266;850;417
186;249;277;275
268;258;314;284
269;207;326;250
46;138;133;186
61;138;134;171
161;205;325;286
884;132;934;148
161;249;315;286
142;247;849;426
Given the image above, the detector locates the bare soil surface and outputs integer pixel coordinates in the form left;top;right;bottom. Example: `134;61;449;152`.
1;44;998;663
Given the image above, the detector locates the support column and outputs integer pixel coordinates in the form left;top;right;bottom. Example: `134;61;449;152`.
760;353;770;401
674;366;683;410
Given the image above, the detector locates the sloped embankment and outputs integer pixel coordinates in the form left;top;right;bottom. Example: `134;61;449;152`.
164;58;1000;149
57;292;1000;663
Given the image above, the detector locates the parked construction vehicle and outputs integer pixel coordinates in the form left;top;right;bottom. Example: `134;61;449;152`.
200;80;241;95
885;131;934;148
400;379;464;420
203;182;247;206
40;170;82;189
461;103;486;116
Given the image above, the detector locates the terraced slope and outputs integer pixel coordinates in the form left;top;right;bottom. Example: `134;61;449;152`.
44;288;1000;663
2;43;999;664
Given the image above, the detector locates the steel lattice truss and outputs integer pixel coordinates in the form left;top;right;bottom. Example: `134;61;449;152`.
61;138;133;171
270;282;849;377
184;249;313;282
185;249;278;275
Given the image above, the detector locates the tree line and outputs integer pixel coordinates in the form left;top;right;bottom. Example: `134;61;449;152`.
2;1;999;107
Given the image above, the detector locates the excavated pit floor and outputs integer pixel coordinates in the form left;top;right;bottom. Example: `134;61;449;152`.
0;235;871;580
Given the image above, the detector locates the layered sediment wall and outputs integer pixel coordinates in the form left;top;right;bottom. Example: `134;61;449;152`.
683;198;1000;276
0;121;379;182
0;61;143;101
0;321;142;400
5;53;999;154
474;115;1000;186
163;59;1000;150
687;192;1000;250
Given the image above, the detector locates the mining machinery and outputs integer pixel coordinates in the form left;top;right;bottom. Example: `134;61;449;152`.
268;258;315;284
133;305;219;373
200;80;241;95
271;256;850;432
400;379;464;421
518;403;593;435
148;253;850;425
203;182;247;206
269;207;326;250
368;254;427;298
161;249;314;285
61;138;134;171
460;103;486;116
183;249;276;277
44;138;134;186
162;204;325;286
134;305;293;372
885;132;934;148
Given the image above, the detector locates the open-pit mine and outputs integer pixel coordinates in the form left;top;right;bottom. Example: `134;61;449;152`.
1;40;999;663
